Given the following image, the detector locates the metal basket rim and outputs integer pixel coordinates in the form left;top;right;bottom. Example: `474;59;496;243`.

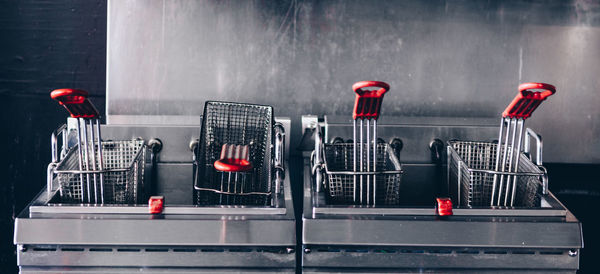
321;143;403;175
54;139;146;173
204;100;275;112
447;140;545;176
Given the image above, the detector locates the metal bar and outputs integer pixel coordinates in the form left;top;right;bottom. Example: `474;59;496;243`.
81;119;92;203
510;119;525;206
323;170;404;176
353;119;357;203
359;119;364;204
446;146;451;196
458;161;462;206
227;172;232;205
88;120;98;204
373;119;377;206
234;172;238;204
219;172;224;204
366;119;370;205
490;118;505;206
95;120;104;204
75;119;86;203
497;118;512;206
503;118;518;206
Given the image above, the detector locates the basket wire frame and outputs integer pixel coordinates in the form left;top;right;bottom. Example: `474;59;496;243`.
322;143;402;205
195;101;273;206
54;140;145;204
447;140;544;207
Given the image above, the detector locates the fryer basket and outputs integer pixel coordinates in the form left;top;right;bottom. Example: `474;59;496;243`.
322;143;403;205
447;140;544;207
195;101;274;206
54;139;146;204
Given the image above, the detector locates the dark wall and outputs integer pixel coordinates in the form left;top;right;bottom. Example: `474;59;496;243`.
0;0;107;271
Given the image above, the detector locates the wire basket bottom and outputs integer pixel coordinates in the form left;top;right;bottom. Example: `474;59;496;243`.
326;173;402;205
195;190;271;206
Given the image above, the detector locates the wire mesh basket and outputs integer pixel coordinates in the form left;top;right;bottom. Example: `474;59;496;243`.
54;139;146;204
322;143;403;205
194;101;274;206
447;140;545;207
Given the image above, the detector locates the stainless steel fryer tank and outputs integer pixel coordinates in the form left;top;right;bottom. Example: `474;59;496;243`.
300;115;582;273
14;119;296;273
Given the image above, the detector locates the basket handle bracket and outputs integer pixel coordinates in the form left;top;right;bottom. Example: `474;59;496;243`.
274;123;286;194
524;128;548;195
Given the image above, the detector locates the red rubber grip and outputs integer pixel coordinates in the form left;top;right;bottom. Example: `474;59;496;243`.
214;144;253;172
502;82;556;119
352;81;390;120
50;89;100;118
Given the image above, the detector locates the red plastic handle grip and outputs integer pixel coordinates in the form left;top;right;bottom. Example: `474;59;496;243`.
214;144;253;172
352;81;390;120
502;82;556;119
50;89;100;118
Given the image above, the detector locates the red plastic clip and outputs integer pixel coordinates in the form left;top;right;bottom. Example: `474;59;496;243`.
435;197;453;216
502;82;556;119
50;88;100;118
149;196;164;214
352;81;390;120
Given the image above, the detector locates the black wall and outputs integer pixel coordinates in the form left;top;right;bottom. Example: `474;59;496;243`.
0;0;107;271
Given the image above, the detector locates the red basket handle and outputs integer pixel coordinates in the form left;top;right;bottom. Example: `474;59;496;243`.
502;82;556;119
50;88;100;118
352;81;390;120
214;144;253;172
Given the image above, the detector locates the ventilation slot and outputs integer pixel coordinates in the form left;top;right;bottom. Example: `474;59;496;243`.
512;250;535;255
173;248;197;252
200;248;225;252
61;248;84;252
89;248;112;252
32;247;56;252
484;250;508;254
345;249;368;253
401;249;425;253
428;250;452;254
117;248;141;252
145;248;169;252
373;249;397;253
456;250;479;254
229;248;252;252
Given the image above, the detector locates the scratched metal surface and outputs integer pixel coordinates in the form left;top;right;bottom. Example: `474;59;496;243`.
107;0;600;162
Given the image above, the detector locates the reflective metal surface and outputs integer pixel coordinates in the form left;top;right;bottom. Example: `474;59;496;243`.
14;124;296;272
107;0;600;163
301;115;582;272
